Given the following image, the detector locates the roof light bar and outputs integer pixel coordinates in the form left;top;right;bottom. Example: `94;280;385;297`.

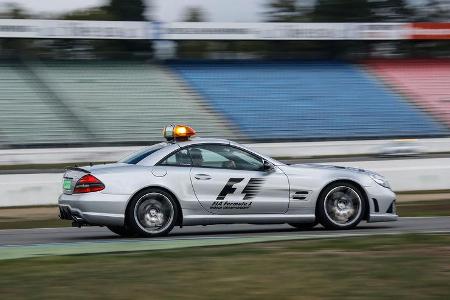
163;124;196;141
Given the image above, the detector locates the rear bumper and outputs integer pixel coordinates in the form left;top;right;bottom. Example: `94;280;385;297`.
58;192;129;226
59;205;86;224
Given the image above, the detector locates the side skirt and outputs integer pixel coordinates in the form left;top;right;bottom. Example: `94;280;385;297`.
182;214;316;226
368;213;398;223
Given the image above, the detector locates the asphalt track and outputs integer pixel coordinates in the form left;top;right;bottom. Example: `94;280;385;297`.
0;217;449;242
2;217;450;247
0;217;449;260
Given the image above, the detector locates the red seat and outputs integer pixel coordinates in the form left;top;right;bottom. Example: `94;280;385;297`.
366;59;450;127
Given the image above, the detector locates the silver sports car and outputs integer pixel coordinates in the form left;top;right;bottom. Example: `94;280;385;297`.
58;125;397;237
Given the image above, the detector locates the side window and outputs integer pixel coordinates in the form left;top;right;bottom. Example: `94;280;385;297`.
188;144;264;171
189;146;228;168
159;149;192;166
230;147;265;171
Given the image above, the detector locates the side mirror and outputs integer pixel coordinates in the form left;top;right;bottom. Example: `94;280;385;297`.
262;160;274;172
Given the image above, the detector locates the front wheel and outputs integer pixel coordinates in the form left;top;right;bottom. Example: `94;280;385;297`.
317;182;366;230
127;188;178;237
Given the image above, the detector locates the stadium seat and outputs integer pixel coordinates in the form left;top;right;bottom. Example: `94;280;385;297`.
170;60;448;140
0;63;88;145
367;59;450;128
31;62;234;143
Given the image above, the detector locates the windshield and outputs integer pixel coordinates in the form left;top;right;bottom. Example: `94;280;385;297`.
119;143;167;164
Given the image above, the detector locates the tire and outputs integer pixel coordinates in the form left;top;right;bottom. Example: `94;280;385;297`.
288;221;318;230
107;226;136;237
317;182;366;230
127;188;178;237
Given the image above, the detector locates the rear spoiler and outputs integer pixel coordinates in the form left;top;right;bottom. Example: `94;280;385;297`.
65;167;91;173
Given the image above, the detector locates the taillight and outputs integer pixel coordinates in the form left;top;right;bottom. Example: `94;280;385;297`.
73;174;105;194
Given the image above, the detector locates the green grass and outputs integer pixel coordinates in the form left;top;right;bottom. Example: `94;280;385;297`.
0;219;71;230
0;206;71;230
0;234;449;299
397;199;450;217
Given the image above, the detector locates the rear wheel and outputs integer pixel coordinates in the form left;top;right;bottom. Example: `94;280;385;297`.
317;182;366;230
127;188;178;237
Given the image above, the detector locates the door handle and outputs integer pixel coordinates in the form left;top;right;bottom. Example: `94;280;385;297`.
194;174;212;180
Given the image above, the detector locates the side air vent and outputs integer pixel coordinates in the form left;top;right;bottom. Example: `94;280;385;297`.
386;200;397;214
372;198;379;213
292;190;310;200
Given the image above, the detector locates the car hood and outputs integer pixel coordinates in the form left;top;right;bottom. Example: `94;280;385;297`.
290;163;373;175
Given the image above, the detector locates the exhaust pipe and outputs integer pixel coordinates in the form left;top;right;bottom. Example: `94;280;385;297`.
71;216;88;227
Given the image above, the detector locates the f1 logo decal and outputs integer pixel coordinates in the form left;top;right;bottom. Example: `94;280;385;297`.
216;178;265;200
216;178;243;200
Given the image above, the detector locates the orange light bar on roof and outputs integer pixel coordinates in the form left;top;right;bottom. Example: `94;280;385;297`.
163;124;196;141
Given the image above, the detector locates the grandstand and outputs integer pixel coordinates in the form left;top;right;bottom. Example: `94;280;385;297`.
170;60;448;140
0;60;448;146
0;61;235;146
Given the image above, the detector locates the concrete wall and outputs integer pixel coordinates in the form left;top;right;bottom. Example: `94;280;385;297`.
0;173;61;207
330;158;450;192
248;138;450;158
1;138;450;166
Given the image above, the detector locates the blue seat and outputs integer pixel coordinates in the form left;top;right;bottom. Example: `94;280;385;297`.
170;61;447;140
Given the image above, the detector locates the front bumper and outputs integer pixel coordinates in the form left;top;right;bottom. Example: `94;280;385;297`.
58;192;129;226
365;184;398;223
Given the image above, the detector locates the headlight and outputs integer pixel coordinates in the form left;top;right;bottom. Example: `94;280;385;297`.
369;173;391;189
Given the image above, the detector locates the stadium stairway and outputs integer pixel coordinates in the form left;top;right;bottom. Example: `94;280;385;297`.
169;60;448;141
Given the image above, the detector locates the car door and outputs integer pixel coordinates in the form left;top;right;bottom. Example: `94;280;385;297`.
188;144;290;215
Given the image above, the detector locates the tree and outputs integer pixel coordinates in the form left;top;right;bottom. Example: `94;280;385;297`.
0;3;32;58
409;0;450;57
52;1;151;59
311;0;375;58
265;0;301;22
0;3;30;19
420;0;448;21
54;7;115;59
177;7;208;58
106;0;147;21
312;0;374;22
183;6;206;22
370;0;414;21
61;6;112;21
104;0;151;58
